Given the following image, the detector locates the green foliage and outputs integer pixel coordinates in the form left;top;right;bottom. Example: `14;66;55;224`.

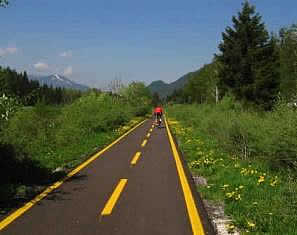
167;102;297;169
0;0;8;7
216;1;280;109
0;91;148;207
167;104;297;234
183;60;220;104
279;24;297;101
0;94;20;127
120;81;152;116
0;66;83;106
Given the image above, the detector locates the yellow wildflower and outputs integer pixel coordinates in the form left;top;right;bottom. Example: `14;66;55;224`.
247;221;255;228
258;176;265;184
226;223;235;232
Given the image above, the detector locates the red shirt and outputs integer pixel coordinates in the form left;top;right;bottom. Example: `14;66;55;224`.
154;107;163;114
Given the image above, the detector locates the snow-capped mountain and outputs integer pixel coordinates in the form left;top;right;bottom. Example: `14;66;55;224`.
29;74;89;91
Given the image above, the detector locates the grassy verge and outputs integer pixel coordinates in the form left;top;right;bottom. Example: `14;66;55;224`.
167;103;297;234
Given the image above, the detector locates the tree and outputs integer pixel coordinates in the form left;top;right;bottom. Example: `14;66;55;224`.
0;0;8;7
183;60;220;104
216;1;280;109
279;24;297;101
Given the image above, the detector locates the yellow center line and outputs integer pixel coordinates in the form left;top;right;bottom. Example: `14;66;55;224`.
164;117;205;235
141;139;147;147
0;119;147;231
146;133;151;138
149;128;153;132
131;152;141;165
101;179;128;216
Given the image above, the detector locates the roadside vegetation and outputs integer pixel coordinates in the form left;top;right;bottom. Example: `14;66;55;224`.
167;102;297;234
0;79;152;214
166;2;297;234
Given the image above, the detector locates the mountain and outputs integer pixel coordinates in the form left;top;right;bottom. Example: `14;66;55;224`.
29;74;89;91
147;72;193;98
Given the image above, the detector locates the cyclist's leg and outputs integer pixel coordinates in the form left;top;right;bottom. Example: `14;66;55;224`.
157;113;161;126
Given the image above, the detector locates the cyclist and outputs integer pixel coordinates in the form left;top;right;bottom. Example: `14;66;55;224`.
153;105;163;127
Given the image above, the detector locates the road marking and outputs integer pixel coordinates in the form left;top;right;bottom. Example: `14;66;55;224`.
165;117;205;235
131;152;141;165
141;139;147;147
149;128;153;132
0;119;147;231
101;179;128;215
146;133;151;138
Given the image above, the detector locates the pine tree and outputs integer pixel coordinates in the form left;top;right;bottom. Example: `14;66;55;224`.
0;0;8;7
279;24;297;101
216;1;280;109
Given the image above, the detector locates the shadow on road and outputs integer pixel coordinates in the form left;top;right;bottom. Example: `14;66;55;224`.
0;143;70;218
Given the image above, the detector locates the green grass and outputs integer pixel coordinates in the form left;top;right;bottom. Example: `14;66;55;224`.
167;103;297;234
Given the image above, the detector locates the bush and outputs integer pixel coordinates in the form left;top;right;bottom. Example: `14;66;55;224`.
167;100;297;170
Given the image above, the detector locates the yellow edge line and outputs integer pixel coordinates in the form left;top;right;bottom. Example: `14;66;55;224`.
101;179;128;215
141;139;147;147
0;119;146;231
131;152;141;165
164;117;205;235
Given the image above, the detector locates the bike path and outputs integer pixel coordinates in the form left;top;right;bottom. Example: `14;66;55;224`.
0;119;214;235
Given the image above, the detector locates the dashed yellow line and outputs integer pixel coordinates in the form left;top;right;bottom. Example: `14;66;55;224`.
0;119;147;231
164;117;205;235
149;128;153;132
131;152;141;165
141;139;147;147
101;179;128;216
146;133;151;138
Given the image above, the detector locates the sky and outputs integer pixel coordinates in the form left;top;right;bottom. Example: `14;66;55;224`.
0;0;296;89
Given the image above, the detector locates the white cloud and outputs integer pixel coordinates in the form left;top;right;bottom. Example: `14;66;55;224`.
0;47;18;57
34;62;49;71
60;50;72;57
63;66;73;76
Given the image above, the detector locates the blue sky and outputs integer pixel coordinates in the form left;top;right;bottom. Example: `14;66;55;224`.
0;0;296;89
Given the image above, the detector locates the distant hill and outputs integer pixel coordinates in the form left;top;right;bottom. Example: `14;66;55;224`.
147;72;193;98
29;74;89;91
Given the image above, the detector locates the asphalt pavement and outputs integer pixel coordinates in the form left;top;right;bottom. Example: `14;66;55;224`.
0;119;215;235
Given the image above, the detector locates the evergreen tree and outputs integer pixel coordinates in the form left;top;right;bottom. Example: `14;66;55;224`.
0;0;8;7
216;1;280;109
279;24;297;101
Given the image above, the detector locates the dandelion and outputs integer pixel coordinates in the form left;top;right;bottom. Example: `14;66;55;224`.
226;223;235;232
270;176;278;187
258;175;265;184
239;185;244;189
270;180;277;187
222;184;229;189
235;194;241;200
247;221;255;228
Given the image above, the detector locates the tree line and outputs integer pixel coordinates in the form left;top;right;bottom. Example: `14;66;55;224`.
0;66;83;106
168;1;297;110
